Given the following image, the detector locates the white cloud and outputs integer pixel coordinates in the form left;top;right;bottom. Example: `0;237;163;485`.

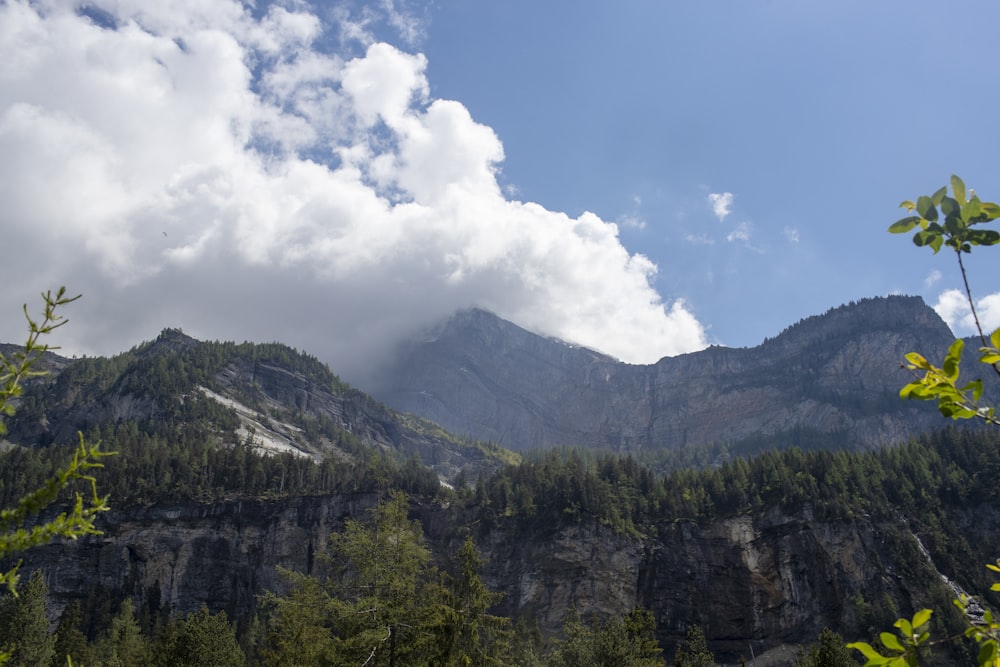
708;192;733;221
933;289;1000;335
924;269;942;288
685;234;714;245
783;226;800;243
0;0;707;386
618;214;646;230
726;221;752;244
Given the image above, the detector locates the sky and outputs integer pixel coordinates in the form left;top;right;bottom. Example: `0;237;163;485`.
2;0;1000;389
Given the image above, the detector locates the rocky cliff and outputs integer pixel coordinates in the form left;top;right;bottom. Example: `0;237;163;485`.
24;491;991;664
369;296;957;453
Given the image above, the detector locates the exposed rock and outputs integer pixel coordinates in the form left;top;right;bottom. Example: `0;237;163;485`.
369;296;956;453
22;493;984;663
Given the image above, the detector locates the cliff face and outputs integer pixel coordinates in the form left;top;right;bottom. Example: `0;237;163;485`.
26;493;984;663
369;296;955;452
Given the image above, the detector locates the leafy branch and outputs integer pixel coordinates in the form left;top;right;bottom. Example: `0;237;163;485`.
890;175;1000;422
0;289;114;598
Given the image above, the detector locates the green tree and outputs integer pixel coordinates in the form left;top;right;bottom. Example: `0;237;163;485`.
157;606;245;667
325;491;445;666
258;570;336;666
50;601;92;667
796;628;858;667
889;175;1000;425
0;290;112;665
93;598;150;667
849;177;1000;666
548;607;665;667
0;570;55;667
436;535;512;666
673;625;714;667
261;492;479;667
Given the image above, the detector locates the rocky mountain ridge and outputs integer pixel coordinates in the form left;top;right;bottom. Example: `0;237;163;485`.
2;329;509;484
370;295;960;453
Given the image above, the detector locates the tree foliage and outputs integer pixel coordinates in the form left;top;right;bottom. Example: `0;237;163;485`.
672;625;714;667
547;607;664;667
849;176;1000;666
0;570;54;667
260;492;512;667
0;290;112;600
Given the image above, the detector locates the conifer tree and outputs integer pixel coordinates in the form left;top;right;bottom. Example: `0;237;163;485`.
325;491;445;666
94;598;150;667
437;535;512;666
157;606;245;667
50;601;92;667
0;570;55;667
673;625;714;667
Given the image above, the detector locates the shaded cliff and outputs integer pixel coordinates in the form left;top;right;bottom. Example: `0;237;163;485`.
22;484;991;664
369;296;958;453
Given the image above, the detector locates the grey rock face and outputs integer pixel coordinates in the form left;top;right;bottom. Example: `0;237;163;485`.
370;296;954;452
26;494;979;663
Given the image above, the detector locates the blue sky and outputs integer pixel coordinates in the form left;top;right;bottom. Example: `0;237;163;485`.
421;0;1000;346
1;0;999;387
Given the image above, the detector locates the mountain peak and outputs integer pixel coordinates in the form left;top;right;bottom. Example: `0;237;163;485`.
371;295;954;453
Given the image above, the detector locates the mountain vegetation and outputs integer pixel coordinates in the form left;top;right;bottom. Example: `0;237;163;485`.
3;201;1000;664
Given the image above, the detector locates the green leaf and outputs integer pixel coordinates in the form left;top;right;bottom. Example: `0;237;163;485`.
889;216;921;233
911;608;932;630
969;229;1000;246
978;640;997;667
913;230;938;247
952;175;967;204
931;185;948;205
904;352;930;369
899;200;916;211
917;195;938;221
941;196;960;219
894;618;914;638
979;202;1000;221
943;339;964;380
848;641;891;663
992;328;1000;349
962;200;982;222
880;632;904;652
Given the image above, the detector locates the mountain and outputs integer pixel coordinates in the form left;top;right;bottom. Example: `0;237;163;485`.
368;295;959;454
2;328;511;486
3;298;999;663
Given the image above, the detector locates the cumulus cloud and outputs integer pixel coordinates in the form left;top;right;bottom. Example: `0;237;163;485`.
0;0;706;386
708;192;733;221
933;289;1000;335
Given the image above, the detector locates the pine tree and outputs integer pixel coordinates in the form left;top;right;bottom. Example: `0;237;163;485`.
94;598;150;667
325;491;445;666
795;628;858;667
437;536;512;666
673;625;714;667
158;606;245;667
0;570;55;667
50;601;92;667
548;607;665;667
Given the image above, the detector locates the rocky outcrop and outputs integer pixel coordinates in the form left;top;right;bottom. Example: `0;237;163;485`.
369;296;956;453
23;494;983;663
